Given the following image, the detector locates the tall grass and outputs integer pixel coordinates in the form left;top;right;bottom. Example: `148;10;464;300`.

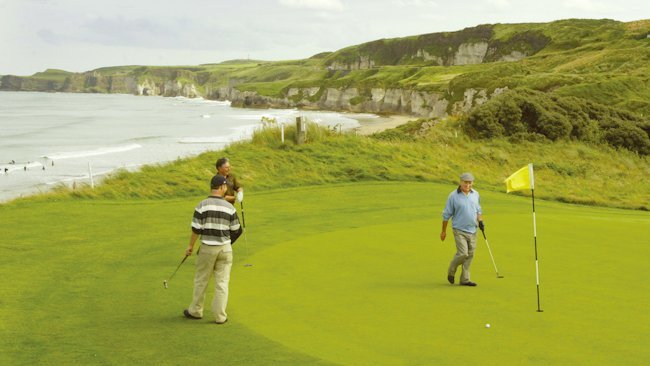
17;119;649;211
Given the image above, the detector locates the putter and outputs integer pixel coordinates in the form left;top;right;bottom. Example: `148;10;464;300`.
480;228;504;278
240;201;253;267
163;254;189;289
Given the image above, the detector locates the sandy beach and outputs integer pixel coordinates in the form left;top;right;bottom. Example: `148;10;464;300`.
355;115;416;135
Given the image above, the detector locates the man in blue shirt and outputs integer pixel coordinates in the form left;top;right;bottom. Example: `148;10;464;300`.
440;173;484;286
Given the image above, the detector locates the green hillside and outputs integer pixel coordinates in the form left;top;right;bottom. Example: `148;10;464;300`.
1;19;648;154
2;19;648;111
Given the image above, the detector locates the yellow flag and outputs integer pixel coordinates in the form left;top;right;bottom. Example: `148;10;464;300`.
505;164;534;193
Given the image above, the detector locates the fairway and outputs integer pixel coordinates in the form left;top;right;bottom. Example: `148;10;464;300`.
1;182;649;365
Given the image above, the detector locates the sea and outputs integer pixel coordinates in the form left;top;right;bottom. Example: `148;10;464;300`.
0;91;383;202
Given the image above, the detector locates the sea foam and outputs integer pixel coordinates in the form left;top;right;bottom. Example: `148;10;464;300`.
43;144;142;160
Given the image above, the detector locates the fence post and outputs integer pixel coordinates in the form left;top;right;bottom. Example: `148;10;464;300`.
296;117;306;144
88;161;95;189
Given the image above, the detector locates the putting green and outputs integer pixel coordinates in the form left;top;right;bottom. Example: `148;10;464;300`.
1;182;648;365
232;183;650;365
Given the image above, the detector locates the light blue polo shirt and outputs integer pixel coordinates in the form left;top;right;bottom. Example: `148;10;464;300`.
442;188;482;233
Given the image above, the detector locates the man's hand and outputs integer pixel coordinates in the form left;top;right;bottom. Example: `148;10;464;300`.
185;246;194;256
478;221;485;231
440;231;447;241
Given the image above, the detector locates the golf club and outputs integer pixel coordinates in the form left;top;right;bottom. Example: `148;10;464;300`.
480;227;504;278
163;254;189;289
240;201;253;267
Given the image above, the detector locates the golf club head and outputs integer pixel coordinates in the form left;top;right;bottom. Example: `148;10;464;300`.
497;275;504;278
163;280;168;289
244;263;253;267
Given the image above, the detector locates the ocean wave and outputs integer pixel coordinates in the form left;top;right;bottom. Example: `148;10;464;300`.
43;144;142;160
179;137;230;144
1;161;43;172
129;136;166;142
171;96;231;106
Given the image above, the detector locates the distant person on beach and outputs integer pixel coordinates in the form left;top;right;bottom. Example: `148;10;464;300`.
215;157;244;204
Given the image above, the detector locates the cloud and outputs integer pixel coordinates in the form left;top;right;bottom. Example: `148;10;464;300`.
484;0;511;9
563;0;610;11
36;29;61;44
278;0;344;11
81;16;175;46
391;0;438;7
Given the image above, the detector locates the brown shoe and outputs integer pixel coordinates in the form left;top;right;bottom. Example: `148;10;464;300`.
447;275;455;284
460;281;477;287
183;309;202;319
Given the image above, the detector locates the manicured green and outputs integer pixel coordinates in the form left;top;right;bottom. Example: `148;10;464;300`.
1;182;648;365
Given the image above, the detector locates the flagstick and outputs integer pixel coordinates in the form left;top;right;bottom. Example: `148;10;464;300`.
529;163;543;312
532;189;543;312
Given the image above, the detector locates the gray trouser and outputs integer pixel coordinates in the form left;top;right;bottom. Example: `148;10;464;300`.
448;229;477;283
188;243;233;322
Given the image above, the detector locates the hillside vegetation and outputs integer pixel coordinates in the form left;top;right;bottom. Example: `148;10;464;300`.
2;19;648;157
464;88;650;154
21;120;648;211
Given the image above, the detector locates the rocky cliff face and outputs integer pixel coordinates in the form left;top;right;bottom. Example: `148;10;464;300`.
328;40;529;70
1;71;499;118
208;85;501;118
0;72;201;99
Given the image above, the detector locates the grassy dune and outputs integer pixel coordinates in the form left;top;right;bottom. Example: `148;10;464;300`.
35;121;650;210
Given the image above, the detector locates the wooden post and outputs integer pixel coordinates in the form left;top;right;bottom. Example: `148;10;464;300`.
296;117;306;144
88;161;95;189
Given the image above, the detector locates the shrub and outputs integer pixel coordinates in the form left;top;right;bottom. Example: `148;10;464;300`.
463;89;649;154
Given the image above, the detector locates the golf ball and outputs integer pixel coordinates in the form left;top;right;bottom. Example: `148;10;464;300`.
485;323;491;328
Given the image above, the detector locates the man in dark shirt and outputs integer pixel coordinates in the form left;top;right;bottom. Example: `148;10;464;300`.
215;157;243;204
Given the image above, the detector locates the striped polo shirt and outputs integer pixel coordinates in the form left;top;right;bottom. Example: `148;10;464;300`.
192;196;242;245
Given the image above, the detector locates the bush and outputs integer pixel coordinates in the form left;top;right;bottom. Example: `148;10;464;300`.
603;123;650;155
463;89;649;154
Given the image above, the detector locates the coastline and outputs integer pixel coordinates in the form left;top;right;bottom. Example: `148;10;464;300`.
354;115;415;135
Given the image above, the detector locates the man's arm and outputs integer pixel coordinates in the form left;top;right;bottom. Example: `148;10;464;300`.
186;232;200;256
230;213;243;245
441;194;454;242
441;220;449;241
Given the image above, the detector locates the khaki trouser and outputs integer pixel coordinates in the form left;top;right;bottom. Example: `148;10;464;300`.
187;243;233;322
448;229;477;284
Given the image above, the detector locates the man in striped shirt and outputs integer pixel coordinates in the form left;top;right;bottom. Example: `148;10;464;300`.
184;175;242;324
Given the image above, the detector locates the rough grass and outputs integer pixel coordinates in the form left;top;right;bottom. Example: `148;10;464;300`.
17;120;649;211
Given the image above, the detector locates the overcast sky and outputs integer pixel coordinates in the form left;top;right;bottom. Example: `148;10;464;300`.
1;0;647;76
